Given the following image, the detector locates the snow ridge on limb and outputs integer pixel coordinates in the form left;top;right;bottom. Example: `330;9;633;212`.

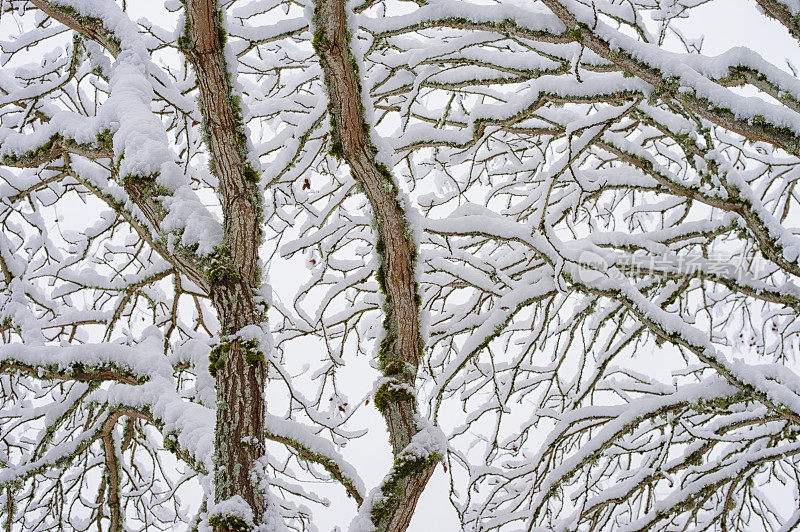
5;0;219;288
312;0;443;529
265;414;365;504
0;340;172;384
540;0;800;154
754;0;800;40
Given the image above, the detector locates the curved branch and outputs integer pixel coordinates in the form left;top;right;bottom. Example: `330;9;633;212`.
265;430;364;505
313;1;441;529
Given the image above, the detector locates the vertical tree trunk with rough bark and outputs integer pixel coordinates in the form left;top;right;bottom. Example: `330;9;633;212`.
313;0;439;530
181;1;267;528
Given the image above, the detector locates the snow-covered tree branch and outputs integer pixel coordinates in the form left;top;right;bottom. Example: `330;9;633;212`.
4;0;800;530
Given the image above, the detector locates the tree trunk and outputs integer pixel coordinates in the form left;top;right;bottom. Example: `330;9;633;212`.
182;1;267;528
209;284;266;524
313;1;439;529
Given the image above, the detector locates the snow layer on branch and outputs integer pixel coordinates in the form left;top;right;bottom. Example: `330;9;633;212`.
593;265;800;417
404;416;447;460
161;188;225;255
16;0;224;252
359;0;565;36
523;378;739;520
208;495;255;526
92;376;216;471
0;334;172;380
720;162;800;263
77;332;216;471
0;407;106;487
560;0;800;135
233;323;274;350
390;71;650;151
265;414;365;496
619;440;800;530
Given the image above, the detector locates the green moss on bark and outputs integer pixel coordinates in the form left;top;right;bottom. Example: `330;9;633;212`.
209;337;263;377
202;245;241;287
370;451;440;525
208;514;251;532
374;379;416;412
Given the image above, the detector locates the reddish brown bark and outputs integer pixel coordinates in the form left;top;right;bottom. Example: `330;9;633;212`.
182;1;267;527
313;0;437;529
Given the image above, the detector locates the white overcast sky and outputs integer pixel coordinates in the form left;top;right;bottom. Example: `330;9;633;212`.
2;1;799;530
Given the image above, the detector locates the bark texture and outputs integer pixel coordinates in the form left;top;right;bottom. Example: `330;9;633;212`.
313;1;438;530
181;0;267;527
